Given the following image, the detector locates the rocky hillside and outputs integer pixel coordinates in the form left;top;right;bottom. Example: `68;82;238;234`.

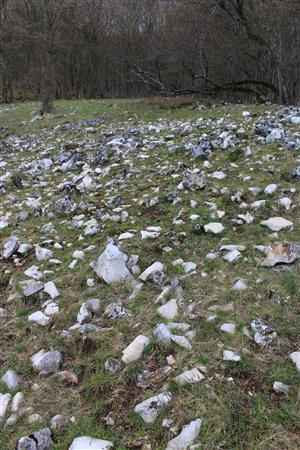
1;100;300;449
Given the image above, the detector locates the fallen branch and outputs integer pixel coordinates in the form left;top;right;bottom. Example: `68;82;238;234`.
131;64;277;101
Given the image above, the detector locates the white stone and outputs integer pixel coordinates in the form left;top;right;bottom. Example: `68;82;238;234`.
273;381;289;394
18;243;32;255
182;262;197;273
264;184;277;195
122;335;150;364
69;260;78;269
84;219;100;236
44;281;60;299
19;280;44;297
31;349;62;375
77;303;92;324
171;335;192;349
251;200;266;210
266;128;284;142
11;392;24;412
204;223;224;234
2;237;18;259
1;370;20;390
28;311;52;326
35;245;53;261
141;230;160;239
73;250;85;260
223;350;241;362
278;197;292;210
220;245;246;252
290;116;300;125
262;242;300;267
69;436;113;450
205;252;217;261
28;413;42;424
153;324;173;344
211;171;226;179
139;261;164;281
232;279;248;290
244;146;252;157
223;249;241;262
168;322;191;332
260;217;293;232
220;323;236;334
166;418;202;450
174;368;205;385
134;392;172;423
0;308;8;317
118;232;134;240
157;299;178;321
94;242;132;284
290;352;300;372
24;265;42;280
44;302;59;316
0;393;11;421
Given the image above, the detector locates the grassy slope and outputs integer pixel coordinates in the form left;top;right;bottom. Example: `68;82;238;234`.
0;99;300;449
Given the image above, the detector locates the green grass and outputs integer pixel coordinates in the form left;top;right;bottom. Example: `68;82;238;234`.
1;98;300;449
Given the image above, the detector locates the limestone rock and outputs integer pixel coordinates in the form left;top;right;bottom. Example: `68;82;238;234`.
1;369;20;390
251;319;277;347
122;335;149;364
157;299;178;321
31;350;62;375
19;280;44;297
0;393;11;421
174;368;205;386
166;418;202;450
223;350;241;362
94;241;132;284
204;223;224;234
290;352;300;372
260;217;293;232
28;311;52;327
262;242;300;267
134;392;172;423
69;436;113;450
2;237;18;259
139;262;165;281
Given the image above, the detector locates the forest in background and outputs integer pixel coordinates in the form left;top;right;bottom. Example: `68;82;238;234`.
0;0;300;104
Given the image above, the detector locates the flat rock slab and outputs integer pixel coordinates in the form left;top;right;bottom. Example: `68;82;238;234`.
69;436;113;450
260;217;293;232
19;280;44;297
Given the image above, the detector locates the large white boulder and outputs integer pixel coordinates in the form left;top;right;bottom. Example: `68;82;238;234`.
94;242;132;284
